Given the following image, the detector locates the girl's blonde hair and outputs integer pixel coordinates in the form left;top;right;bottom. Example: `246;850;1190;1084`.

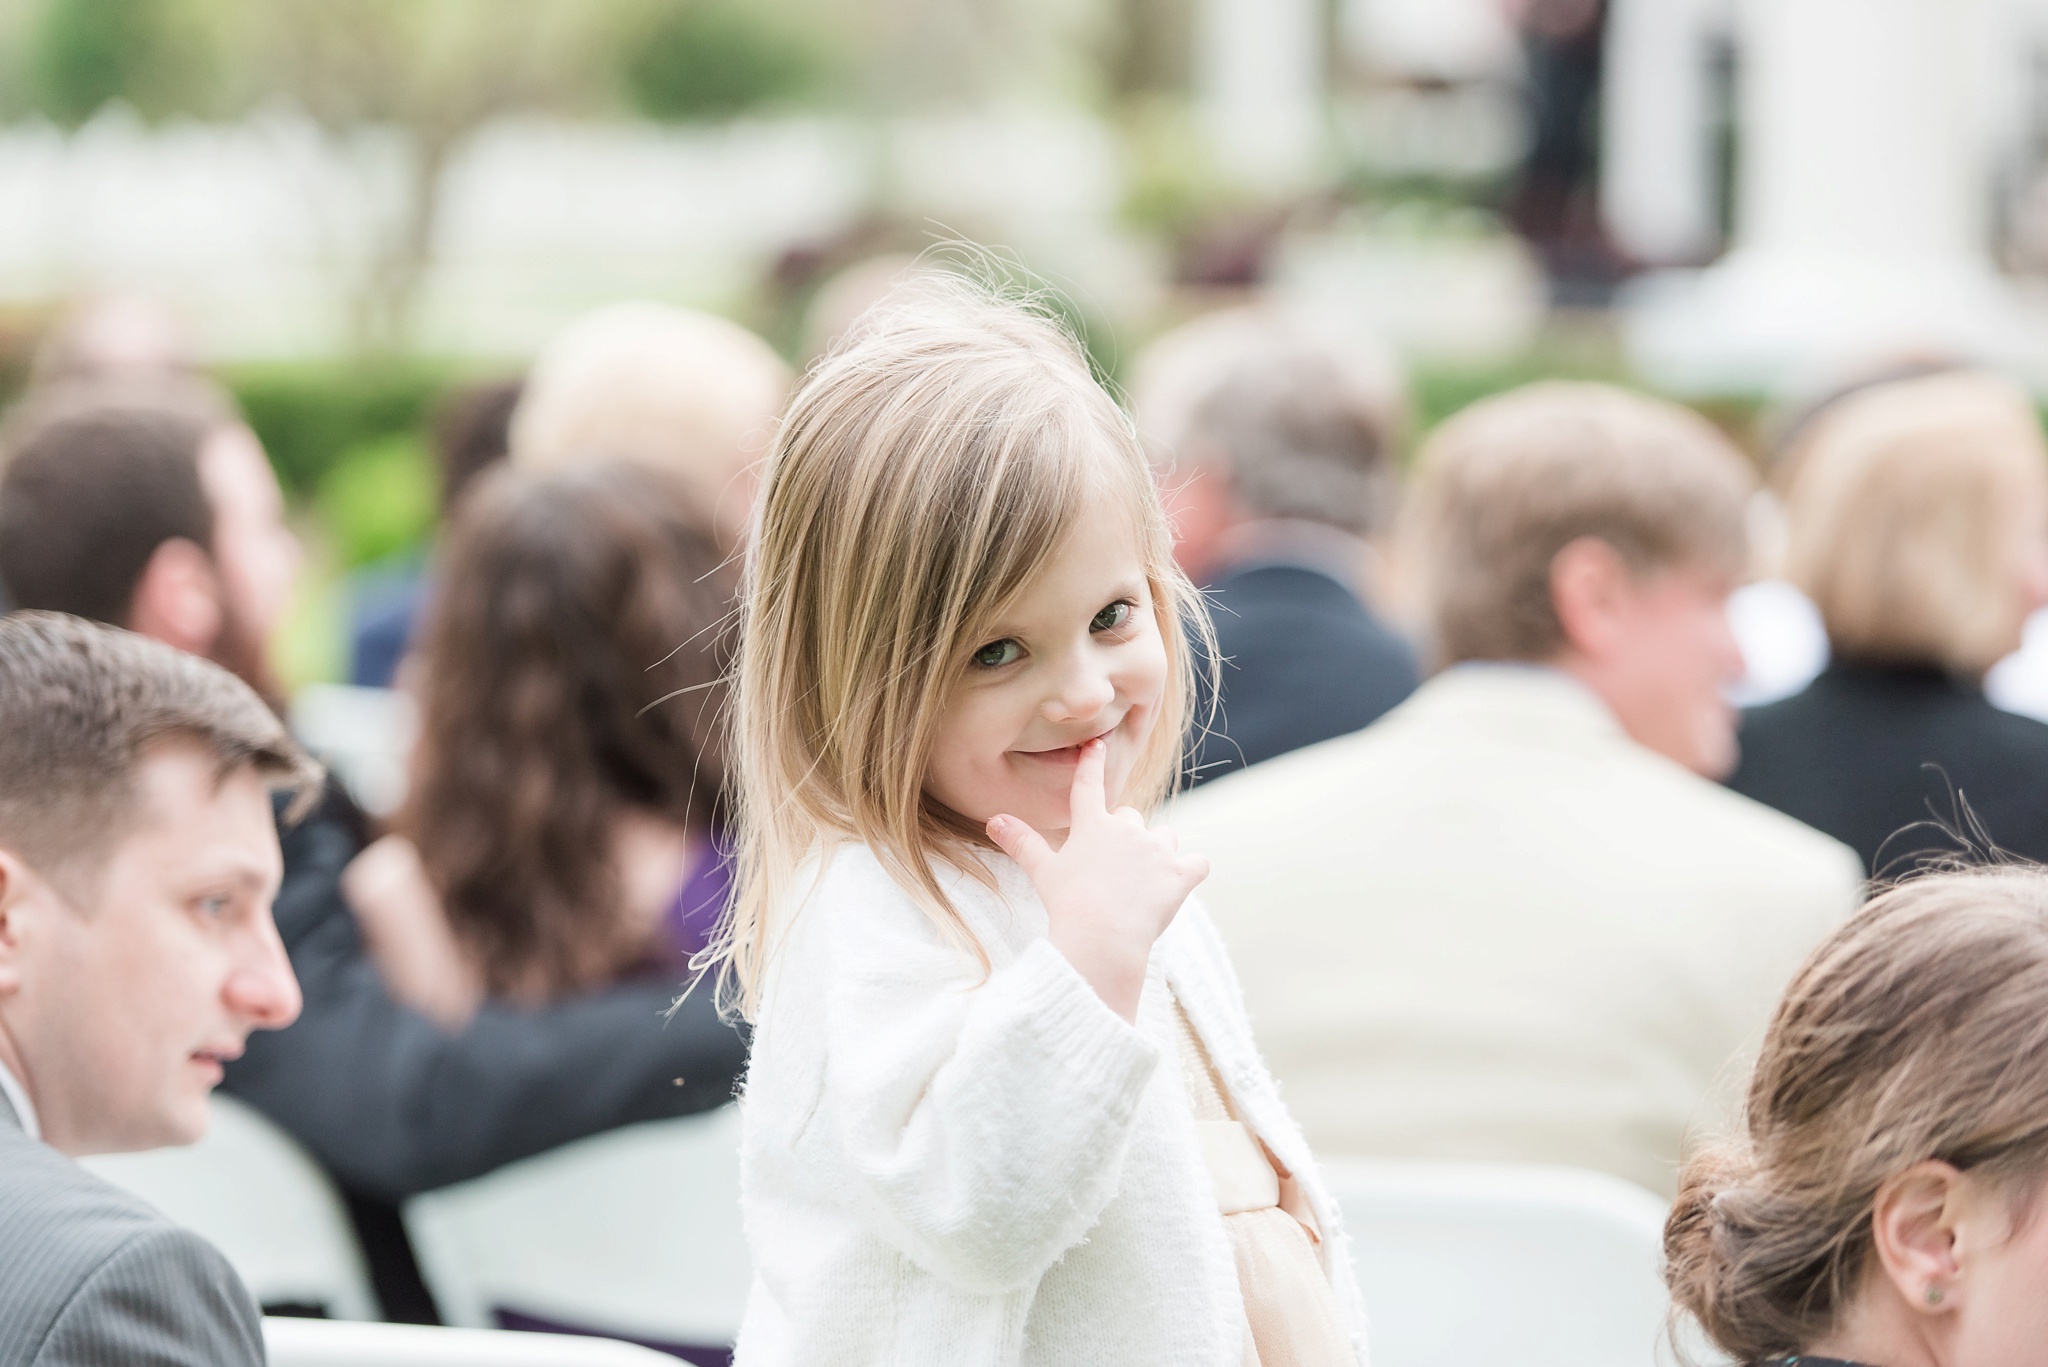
714;280;1208;1018
1665;866;2048;1361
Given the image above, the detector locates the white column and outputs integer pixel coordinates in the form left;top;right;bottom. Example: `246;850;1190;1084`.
1624;0;2047;392
1601;0;1722;264
1741;0;1985;259
1195;0;1324;192
1341;0;1519;83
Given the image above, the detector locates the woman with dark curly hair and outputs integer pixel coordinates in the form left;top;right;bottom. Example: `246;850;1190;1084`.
343;460;734;1027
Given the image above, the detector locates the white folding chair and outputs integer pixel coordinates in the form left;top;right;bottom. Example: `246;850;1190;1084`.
1327;1159;1680;1367
404;1105;748;1350
264;1317;677;1367
83;1095;376;1320
289;682;419;818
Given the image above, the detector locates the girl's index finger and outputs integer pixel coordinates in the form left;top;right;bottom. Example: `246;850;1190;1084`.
1069;736;1110;822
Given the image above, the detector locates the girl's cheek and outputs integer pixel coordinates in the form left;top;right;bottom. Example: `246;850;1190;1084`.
1133;636;1171;707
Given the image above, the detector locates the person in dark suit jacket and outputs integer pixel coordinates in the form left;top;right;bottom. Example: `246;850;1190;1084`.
1727;371;2048;874
0;615;319;1367
1199;542;1419;778
1132;307;1419;784
0;385;748;1319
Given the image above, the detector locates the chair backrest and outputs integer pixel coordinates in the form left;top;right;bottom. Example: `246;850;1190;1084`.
289;682;418;817
1327;1159;1681;1367
82;1095;375;1320
403;1121;1685;1360
264;1317;677;1367
404;1105;748;1347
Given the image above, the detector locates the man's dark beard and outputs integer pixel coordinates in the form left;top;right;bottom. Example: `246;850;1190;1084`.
209;598;284;715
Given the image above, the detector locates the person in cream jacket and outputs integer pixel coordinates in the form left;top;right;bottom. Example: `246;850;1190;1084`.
1175;384;1864;1199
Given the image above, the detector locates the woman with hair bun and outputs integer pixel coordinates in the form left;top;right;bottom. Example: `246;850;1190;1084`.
1666;866;2048;1365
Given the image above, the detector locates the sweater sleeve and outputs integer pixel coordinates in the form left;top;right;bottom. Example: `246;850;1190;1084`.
806;874;1161;1296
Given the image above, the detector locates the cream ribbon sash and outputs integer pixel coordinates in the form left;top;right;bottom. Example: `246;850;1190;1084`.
1198;1119;1282;1215
1173;1000;1355;1367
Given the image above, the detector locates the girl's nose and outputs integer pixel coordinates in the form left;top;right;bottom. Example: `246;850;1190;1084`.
1042;658;1116;723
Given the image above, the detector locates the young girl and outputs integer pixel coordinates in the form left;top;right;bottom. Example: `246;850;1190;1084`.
721;286;1368;1366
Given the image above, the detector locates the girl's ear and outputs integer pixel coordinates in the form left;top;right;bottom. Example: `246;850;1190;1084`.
1869;1160;1967;1315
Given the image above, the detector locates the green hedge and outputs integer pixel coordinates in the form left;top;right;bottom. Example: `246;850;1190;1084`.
1407;359;1764;465
225;360;451;497
224;360;455;571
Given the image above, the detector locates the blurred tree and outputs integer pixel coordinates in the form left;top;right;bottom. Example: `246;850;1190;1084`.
849;0;1101;110
251;0;844;352
619;0;827;121
1099;0;1191;104
250;0;611;354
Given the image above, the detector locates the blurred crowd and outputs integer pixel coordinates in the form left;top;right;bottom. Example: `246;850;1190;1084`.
7;263;2048;1359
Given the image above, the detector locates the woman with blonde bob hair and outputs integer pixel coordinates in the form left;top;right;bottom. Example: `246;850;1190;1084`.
719;280;1368;1365
1729;372;2048;873
1667;865;2048;1365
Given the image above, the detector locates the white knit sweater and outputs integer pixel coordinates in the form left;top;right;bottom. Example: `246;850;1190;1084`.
732;843;1370;1366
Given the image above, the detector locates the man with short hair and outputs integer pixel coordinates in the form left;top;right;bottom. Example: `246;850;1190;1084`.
0;387;748;1318
1174;382;1865;1196
0;381;293;701
1132;308;1418;782
0;612;316;1366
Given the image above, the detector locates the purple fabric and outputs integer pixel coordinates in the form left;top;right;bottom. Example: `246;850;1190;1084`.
493;1308;731;1365
659;828;734;972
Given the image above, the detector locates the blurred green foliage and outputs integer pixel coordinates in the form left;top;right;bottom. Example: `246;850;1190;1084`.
1116;100;1246;241
31;0;153;123
8;0;843;349
9;0;847;130
271;537;347;695
226;361;448;496
316;433;437;569
24;0;233;125
1097;0;1190;105
620;0;829;120
1411;361;1625;439
1407;356;1765;466
228;360;449;686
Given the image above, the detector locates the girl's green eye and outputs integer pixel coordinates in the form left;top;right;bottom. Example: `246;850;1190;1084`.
1091;601;1134;632
972;639;1023;668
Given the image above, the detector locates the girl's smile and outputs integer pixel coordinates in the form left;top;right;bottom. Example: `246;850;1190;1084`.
1012;724;1121;768
924;498;1169;843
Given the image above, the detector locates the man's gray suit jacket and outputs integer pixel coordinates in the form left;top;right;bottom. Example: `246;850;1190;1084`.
0;1092;264;1367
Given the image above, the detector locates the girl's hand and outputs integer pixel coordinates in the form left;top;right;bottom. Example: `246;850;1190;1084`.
987;738;1207;1022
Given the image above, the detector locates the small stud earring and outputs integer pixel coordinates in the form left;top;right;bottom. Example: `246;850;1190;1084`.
1927;1286;1945;1305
